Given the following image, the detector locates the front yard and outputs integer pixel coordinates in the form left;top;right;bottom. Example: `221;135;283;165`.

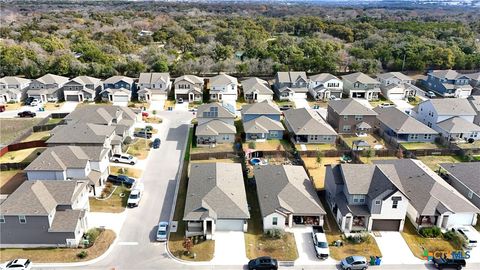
243;139;293;152
126;138;151;160
89;185;131;213
109;166;143;179
0;170;26;194
0;147;45;164
417;155;463;171
43;102;63;111
3;102;22;111
143;116;162;124
0;229;116;263
0;118;41;144
303;157;341;190
400;142;444;150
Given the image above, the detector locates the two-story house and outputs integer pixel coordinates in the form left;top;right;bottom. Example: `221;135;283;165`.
241;101;284;141
325;163;409;232
308;73;343;101
467;72;480;90
440;163;480;210
195;103;236;145
27;74;69;103
241;77;273;103
255;165;326;231
327;98;378;135
425;70;472;98
0;76;31;103
375;159;479;230
273;71;308;100
413;99;480;142
101;76;135;104
63;76;102;102
284;108;338;144
468;96;480;126
0;180;89;248
376;72;418;100
174;75;204;102
342;72;381;101
208;73;238;103
24;145;110;195
137;72;171;102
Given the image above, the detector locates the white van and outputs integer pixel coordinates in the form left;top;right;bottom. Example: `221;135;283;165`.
456;227;478;249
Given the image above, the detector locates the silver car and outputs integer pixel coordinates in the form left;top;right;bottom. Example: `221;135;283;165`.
156;221;169;242
341;256;368;270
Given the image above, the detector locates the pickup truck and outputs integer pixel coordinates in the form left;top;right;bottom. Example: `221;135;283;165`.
432;257;466;269
127;183;144;207
107;174;135;188
312;226;329;259
134;130;153;139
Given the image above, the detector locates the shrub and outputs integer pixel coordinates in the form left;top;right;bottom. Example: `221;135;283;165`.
86;228;101;244
145;125;153;131
264;229;283;239
123;136;133;145
77;251;88;258
248;141;256;149
443;230;467;249
419;226;441;238
345;233;370;244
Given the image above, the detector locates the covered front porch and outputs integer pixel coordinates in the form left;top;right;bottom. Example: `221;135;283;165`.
185;219;214;240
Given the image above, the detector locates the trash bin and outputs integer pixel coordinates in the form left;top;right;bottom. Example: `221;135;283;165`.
370;256;376;266
375;256;382;265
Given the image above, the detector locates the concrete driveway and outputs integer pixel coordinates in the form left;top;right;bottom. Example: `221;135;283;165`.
391;99;413;112
211;231;248;265
174;102;189;111
149;100;165;111
372;231;422;265
288;227;337;266
113;101;128;107
59;101;79;112
464;226;480;263
293;98;310;109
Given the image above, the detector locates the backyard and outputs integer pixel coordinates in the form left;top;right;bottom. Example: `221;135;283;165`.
342;134;388;151
191;142;238;154
0;118;41;144
400;142;444;150
369;96;390;108
0;170;26;194
359;156;399;164
303;157;341;190
126;138;151;160
417;155;463;171
21;131;51;142
295;143;338;151
89;185;131;213
243;139;292;152
0;229;115;263
455;140;480;149
0;147;45;164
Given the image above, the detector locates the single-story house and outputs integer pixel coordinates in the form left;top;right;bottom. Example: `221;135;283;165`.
195;120;236;145
284;108;337;144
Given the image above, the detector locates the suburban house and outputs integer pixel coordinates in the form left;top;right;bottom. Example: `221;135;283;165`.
308;73;343;101
63;76;102;102
284;108;337;144
467;72;480;89
375;159;479;230
137;72;171;102
440;163;480;210
327;98;378;134
241;101;284;141
24;146;110;195
424;70;472;98
468;96;480;126
273;71;308;100
254;165;326;231
208;73;238;102
241;77;273;103
183;163;249;239
376;72;419;100
174;75;204;102
325;163;409;232
27;74;69;103
101;76;135;104
47;122;119;153
373;107;438;143
413;99;480;142
196;103;237;145
342;72;381;100
0;76;31;103
0;180;89;248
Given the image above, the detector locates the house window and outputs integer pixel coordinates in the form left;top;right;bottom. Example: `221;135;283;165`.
342;125;351;132
410;134;419;140
355;115;363;121
392;201;399;209
375;200;381;205
310;135;318;141
272;217;278;226
19;215;26;224
468;190;474;199
270;131;278;137
343;115;348;120
0;215;4;223
392;196;402;209
424;134;432;140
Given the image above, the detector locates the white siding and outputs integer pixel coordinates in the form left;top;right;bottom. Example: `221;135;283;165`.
263;213;286;231
26;171;65;180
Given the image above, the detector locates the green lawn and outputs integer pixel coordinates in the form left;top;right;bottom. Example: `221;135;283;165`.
295;143;338;151
47;118;63;125
369;96;389;108
400;142;444;150
417;155;463;171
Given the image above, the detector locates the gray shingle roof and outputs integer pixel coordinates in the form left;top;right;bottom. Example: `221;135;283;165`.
25;146;90;171
197;103;235;119
466;72;480;81
376;72;412;81
329;98;378;116
254;165;326;216
308;73;339;82
184;163;249;220
342;72;379;84
64;105;136;126
242;101;280;115
35;74;69;85
71;76;101;86
103;75;134;85
0;76;31;85
429;70;468;80
0;180;87;216
49;209;85;232
276;71;307;83
437;117;480;133
195;120;236;136
138;72;170;84
374;159;479;216
440;163;480;196
174;75;203;85
468;96;480;112
241;77;273;95
209;73;237;86
47;123;115;144
419;99;477;116
374;107;437;135
243;116;285;134
284;108;337;136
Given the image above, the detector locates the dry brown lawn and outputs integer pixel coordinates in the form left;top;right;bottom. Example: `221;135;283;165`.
190;158;240;164
144;117;162;124
0;118;41;144
21;131;51;142
191;143;236;154
0;229;116;263
0;170;26;194
168;235;215;261
295;143;338;151
243;139;292;151
163;100;175;110
303;157;341;190
109;166;143;179
342;134;388;150
417;155;463;171
43;102;63;111
4;103;22;111
126;138;151;160
359;156;398;164
0;147;45;163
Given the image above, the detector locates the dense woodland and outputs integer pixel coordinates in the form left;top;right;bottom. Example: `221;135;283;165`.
1;0;479;79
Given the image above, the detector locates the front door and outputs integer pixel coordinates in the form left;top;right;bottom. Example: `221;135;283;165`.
189;92;194;102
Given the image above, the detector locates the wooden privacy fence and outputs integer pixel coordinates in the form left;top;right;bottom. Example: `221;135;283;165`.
0;140;47;158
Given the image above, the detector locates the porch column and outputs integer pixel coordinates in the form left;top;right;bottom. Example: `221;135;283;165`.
436;215;443;228
367;216;373;231
203;220;207;235
399;219;405;231
473;214;478;226
319;215;324;227
288;215;293;228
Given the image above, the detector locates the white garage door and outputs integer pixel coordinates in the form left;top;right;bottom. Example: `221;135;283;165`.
447;213;474;227
387;93;405;100
151;94;166;101
216;219;244;231
114;95;129;102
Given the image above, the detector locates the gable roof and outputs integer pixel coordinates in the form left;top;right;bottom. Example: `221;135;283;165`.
241;77;273;95
440;163;480;196
419;99;477;116
374;159;479;216
468;96;480;112
184;163;249;220
373;107;437;135
210;73;237;86
34;74;69;85
47;123;115;144
25;146;90;171
197;103;235;119
103;76;134;85
342;72;379;84
243;116;285;134
63;105;136;126
276;71;307;83
309;73;339;82
437;117;480;133
174;75;203;85
102;87;131;95
138;72;170;84
0;76;31;85
71;76;101;86
0;180;87;216
466;72;480;81
376;72;412;82
328;98;377;116
284;108;337;136
254;165;325;216
429;70;468;80
195;120;236;136
242;101;280;115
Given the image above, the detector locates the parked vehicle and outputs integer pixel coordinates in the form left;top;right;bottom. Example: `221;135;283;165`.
432;257;466;270
0;105;6;112
134;130;153;139
107;174;135;188
330;96;341;100
110;154;138;165
0;259;32;270
379;103;395;108
30;99;41;106
152;138;161;149
177;98;184;104
455;227;478;249
24;97;34;106
312;226;329;259
127;188;142;207
426;91;436;98
341;256;368;270
156;221;169;242
279;105;293;111
248;256;278;270
141;111;149;117
17;111;36;118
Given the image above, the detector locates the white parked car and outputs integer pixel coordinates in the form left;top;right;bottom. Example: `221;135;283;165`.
30;99;41;106
1;259;32;270
47;96;58;102
110;154;138;165
426;91;436;98
127;183;144;207
156;221;169;242
379;103;395;108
